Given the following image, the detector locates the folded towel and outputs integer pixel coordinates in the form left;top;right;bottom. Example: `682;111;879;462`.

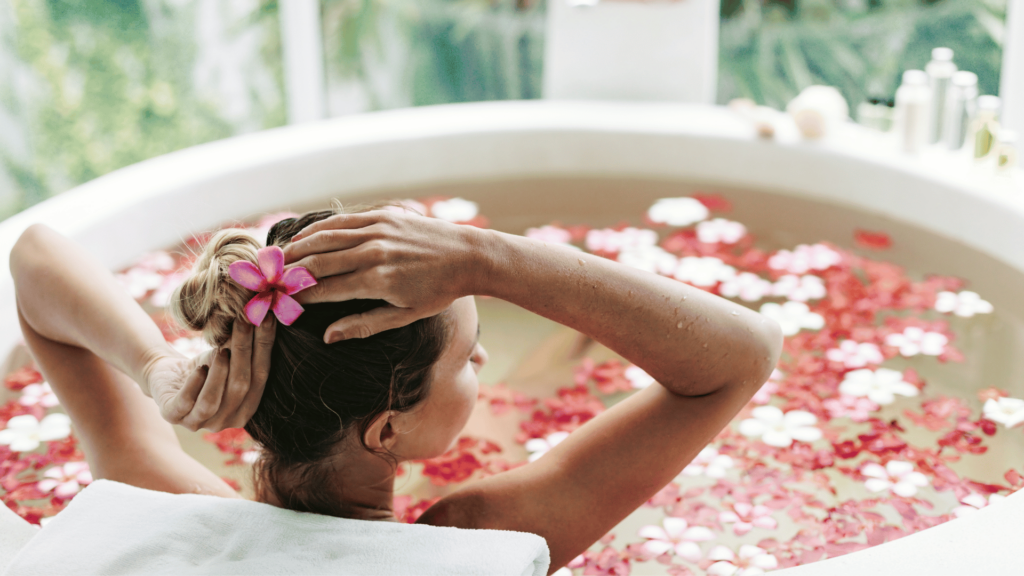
4;480;550;576
0;502;38;573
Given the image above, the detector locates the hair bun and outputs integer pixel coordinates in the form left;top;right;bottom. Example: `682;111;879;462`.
169;229;263;347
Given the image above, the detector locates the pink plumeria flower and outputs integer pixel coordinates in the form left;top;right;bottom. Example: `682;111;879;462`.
823;394;879;422
525;431;570;462
862;461;929;497
935;290;993;317
771;274;825;302
430;198;478;222
707;544;778;576
826;340;883;368
228;246;317;326
585;227;657;253
525;225;573;244
767;243;841;274
952;493;1007;517
719;272;773;302
682;446;734;478
738;406;821;447
638;517;714;562
839;368;918;405
697;218;746;244
18;382;59;408
625;366;656;389
38;462;92;498
647;197;709;227
719;503;777;535
885;327;948;357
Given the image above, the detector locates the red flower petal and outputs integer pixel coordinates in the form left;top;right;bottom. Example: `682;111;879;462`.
244;291;274;326
854;230;893;250
257;246;285;285
280;267;317;295
228;261;268;291
271;292;305;325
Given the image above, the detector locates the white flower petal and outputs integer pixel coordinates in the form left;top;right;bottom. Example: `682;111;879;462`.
708;545;736;561
892;481;919;497
707;561;740;576
638;526;669;542
738;545;767;559
675;541;703;562
865;478;893;493
738;419;768;438
751;405;784;424
886;460;914;477
761;430;794;447
861;463;888;479
783;410;817;427
662;517;689;539
683;526;715;541
789;426;822;443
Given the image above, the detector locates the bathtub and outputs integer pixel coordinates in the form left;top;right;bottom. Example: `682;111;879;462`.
1;100;1022;574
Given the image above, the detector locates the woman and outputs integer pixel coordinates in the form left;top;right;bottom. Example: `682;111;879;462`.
9;205;782;574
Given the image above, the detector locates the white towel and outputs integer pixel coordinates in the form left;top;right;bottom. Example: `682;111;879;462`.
4;480;550;576
0;502;38;573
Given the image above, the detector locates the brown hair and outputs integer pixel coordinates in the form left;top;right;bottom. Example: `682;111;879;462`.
170;207;452;517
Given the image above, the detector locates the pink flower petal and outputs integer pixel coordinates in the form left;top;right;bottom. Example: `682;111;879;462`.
272;292;305;326
638;526;669;541
244;291;275;326
733;502;753;517
280;267;317;295
642;540;674;556
733;521;754;535
37;479;59;492
257;246;285;285
752;516;777;530
229;261;269;291
719;511;741;523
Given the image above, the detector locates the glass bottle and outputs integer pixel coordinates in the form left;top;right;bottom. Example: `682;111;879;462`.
925;47;957;144
942;71;978;151
892;70;931;155
967;96;1001;161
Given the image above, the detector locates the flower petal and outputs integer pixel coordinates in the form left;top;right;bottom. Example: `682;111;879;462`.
641;540;673;556
675;541;703;562
257;246;285;285
244;291;274;327
789;426;822;443
783;410;817;427
638;526;669;542
272;292;305;326
892;481;919;497
751;405;784;424
280;267;318;295
885;460;914;477
738;419;767;438
707;561;740;576
228;261;269;291
865;478;892;493
708;545;736;561
738;545;767;559
761;430;793;447
683;526;715;541
861;463;888;479
663;517;689;538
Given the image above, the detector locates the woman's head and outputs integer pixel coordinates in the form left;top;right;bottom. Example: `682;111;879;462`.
169;207;486;517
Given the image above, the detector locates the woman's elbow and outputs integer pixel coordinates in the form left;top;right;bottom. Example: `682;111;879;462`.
10;224;54;285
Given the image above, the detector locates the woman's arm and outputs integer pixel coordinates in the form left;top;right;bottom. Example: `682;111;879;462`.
285;211;782;570
10;224;272;431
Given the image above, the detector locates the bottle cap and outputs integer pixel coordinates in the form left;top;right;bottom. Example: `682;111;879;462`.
977;95;1002;113
951;71;978;87
931;47;954;61
902;70;928;86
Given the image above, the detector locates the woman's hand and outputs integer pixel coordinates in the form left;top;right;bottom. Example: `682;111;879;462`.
282;210;479;343
145;318;275;432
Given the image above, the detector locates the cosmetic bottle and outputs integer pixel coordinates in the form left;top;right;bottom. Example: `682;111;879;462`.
994;129;1018;173
892;70;931;154
925;47;957;144
941;71;978;151
967;96;1001;161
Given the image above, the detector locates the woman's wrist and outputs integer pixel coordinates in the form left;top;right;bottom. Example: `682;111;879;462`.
138;342;182;397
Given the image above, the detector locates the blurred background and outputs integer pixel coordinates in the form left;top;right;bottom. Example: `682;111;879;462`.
0;0;1008;218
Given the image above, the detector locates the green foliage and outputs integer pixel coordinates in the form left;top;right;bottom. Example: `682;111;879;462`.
321;0;544;108
718;0;1008;110
0;0;285;217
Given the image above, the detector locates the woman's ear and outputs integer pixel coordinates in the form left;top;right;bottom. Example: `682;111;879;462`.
363;411;398;451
